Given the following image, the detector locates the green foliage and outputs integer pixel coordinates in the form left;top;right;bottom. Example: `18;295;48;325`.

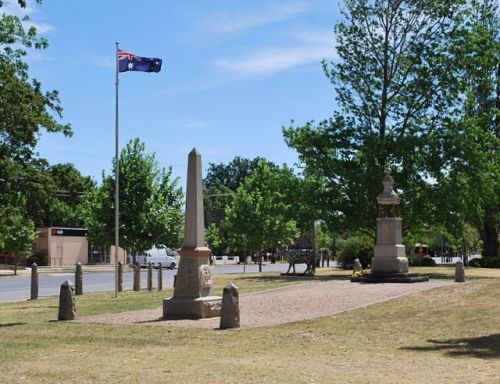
224;160;299;254
203;157;278;255
409;255;437;267
284;0;467;236
205;223;223;255
0;205;36;273
82;138;183;258
0;1;71;244
336;233;374;268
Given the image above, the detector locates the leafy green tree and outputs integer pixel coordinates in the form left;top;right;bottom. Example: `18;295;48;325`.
432;0;499;257
0;0;71;243
42;163;96;227
203;157;277;254
0;205;36;275
205;223;223;255
284;0;473;236
82;138;183;263
224;160;299;259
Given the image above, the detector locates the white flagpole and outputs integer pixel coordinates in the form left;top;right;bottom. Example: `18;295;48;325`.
114;42;120;298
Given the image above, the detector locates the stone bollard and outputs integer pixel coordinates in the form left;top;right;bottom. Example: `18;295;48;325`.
147;262;153;291
118;261;123;292
455;260;465;283
133;263;141;291
30;263;38;300
75;262;83;295
353;258;362;272
220;283;240;329
158;263;163;291
58;280;76;321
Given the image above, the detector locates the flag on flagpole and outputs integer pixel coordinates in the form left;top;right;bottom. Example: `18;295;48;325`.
118;50;162;73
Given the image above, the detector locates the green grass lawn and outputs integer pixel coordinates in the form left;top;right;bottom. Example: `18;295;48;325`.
0;267;498;383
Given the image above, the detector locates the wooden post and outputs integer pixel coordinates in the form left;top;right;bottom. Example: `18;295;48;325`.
118;261;123;292
158;262;163;291
147;262;153;291
75;262;83;295
30;263;38;300
133;263;140;291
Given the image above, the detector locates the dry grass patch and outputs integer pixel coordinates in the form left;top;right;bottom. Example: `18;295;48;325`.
0;267;498;383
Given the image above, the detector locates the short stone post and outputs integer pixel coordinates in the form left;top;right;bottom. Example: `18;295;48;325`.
353;258;362;272
30;263;38;300
133;263;141;291
455;260;465;283
118;261;123;292
58;280;76;321
147;262;153;291
220;283;240;329
158;263;163;291
75;262;83;295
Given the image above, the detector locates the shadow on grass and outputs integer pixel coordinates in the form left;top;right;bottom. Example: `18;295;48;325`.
402;334;500;359
0;322;26;327
418;272;494;281
235;273;351;283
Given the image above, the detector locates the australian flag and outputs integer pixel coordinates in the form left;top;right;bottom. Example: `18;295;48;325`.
118;50;162;73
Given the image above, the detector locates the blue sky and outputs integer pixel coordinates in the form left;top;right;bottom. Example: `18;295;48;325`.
8;0;341;188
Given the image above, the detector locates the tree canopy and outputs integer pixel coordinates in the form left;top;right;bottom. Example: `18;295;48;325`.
82;138;183;262
284;0;499;257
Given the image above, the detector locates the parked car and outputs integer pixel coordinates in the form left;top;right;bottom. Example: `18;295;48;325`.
134;248;178;269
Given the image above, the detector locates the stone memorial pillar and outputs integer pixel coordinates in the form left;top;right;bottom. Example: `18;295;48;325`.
75;262;83;295
30;263;38;300
371;169;408;274
352;168;428;283
220;283;240;329
163;149;222;319
58;280;76;321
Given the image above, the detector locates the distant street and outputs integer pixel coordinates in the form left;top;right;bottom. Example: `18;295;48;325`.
0;262;307;302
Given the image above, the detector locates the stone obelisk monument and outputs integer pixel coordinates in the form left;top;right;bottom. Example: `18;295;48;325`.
163;148;222;318
353;168;428;283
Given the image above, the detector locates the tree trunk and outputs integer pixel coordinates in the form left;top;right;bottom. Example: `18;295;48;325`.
482;212;499;258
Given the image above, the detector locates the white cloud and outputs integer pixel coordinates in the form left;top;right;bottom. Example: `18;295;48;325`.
86;55;115;70
212;28;335;76
201;1;310;35
1;0;56;34
180;120;210;130
25;21;55;34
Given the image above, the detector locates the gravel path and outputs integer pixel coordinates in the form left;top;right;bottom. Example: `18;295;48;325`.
77;279;451;329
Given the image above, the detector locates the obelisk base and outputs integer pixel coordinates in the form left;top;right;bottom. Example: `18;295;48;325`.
371;255;409;273
163;296;221;319
163;247;221;319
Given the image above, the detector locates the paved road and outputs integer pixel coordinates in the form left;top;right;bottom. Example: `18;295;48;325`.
0;263;303;302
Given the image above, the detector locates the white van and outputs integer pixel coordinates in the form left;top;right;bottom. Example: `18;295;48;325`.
135;248;178;269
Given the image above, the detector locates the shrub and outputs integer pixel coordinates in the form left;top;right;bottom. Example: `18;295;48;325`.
336;234;374;268
409;254;436;266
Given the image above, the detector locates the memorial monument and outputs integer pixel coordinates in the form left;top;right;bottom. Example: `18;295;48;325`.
163;148;222;318
352;168;428;283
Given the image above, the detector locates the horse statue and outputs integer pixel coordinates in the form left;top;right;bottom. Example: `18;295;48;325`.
283;249;315;276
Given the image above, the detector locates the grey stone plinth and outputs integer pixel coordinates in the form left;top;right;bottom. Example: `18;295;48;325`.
371;256;409;273
353;258;362;272
376;218;403;244
220;283;240;329
163;296;221;319
58;280;76;320
455;260;465;282
173;255;214;297
351;272;429;283
374;244;406;258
